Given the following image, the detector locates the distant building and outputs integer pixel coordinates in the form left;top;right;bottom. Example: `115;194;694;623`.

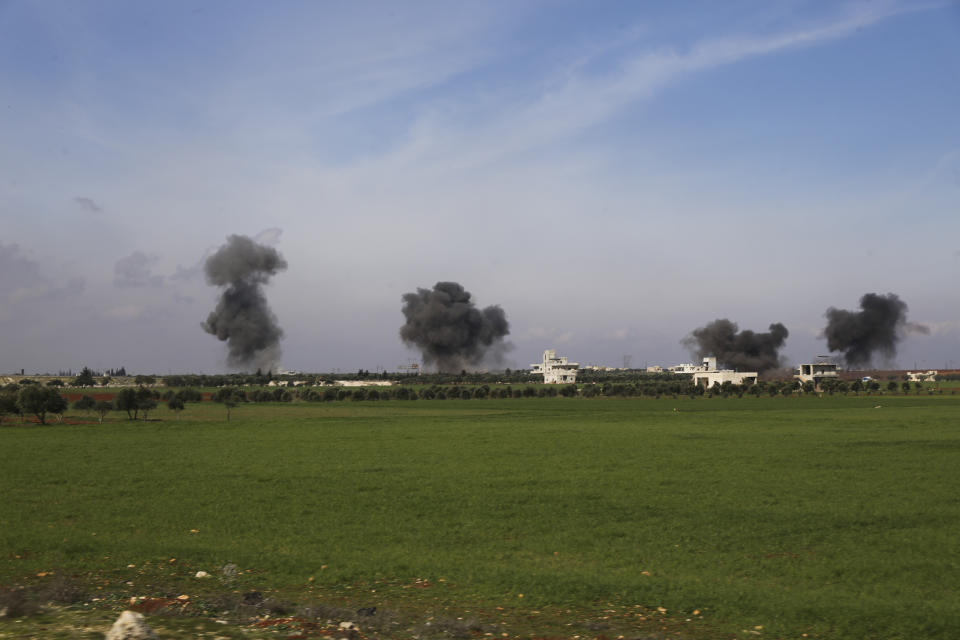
336;380;394;387
645;365;664;373
794;361;840;386
906;370;937;382
531;349;579;384
581;365;619;372
687;357;757;389
669;359;713;374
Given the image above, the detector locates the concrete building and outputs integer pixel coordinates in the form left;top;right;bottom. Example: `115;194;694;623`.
906;370;937;382
688;357;757;389
794;361;840;386
669;359;712;374
531;349;579;384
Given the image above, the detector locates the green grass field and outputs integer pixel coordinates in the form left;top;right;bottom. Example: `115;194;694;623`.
2;395;959;639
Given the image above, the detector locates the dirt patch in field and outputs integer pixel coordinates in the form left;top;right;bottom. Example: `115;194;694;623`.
63;392;116;403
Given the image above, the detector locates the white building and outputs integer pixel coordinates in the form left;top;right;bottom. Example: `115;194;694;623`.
687;357;757;389
669;360;712;374
906;370;937;382
794;361;840;386
531;349;579;384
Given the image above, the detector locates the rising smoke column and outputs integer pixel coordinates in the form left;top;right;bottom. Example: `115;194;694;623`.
683;319;789;373
822;292;927;367
202;235;288;371
400;281;510;372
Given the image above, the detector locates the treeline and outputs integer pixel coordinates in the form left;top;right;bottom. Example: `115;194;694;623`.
99;369;698;388
162;379;945;404
3;378;952;427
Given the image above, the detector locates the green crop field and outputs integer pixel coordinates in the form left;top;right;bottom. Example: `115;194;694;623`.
2;395;959;639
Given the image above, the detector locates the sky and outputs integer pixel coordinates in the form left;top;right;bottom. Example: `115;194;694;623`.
1;0;958;375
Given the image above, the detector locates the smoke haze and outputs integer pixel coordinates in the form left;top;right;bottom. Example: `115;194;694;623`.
400;281;511;372
822;292;928;367
202;235;288;372
683;319;789;373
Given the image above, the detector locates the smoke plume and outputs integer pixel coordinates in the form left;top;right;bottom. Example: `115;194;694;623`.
822;292;928;367
202;235;288;371
683;319;789;373
400;281;511;372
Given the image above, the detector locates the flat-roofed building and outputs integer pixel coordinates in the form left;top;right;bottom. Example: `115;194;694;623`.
688;357;757;389
794;360;840;386
531;349;579;384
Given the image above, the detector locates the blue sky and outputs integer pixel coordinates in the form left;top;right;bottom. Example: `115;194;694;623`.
1;0;958;374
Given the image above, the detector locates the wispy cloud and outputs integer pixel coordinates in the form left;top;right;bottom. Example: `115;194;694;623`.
365;1;932;174
73;196;103;213
113;251;164;288
253;227;283;246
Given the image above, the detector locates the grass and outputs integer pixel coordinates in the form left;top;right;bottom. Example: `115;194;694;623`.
2;395;959;639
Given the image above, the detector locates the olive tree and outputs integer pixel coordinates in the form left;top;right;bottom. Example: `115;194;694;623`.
73;395;97;418
167;396;185;419
0;390;20;424
212;387;246;421
94;401;112;424
17;386;68;425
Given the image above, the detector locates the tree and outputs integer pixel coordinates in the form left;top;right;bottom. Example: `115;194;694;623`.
134;375;156;386
99;376;112;387
175;388;202;403
115;388;139;419
17;386;68;425
901;381;911;395
46;379;65;388
212;387;246;421
94;401;112;424
136;387;158;420
167;396;185;419
73;395;97;418
887;381;899;393
73;367;96;387
0;390;20;424
164;375;185;388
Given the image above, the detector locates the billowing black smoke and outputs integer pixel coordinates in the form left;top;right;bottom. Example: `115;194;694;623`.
822;293;928;367
400;282;511;372
202;235;288;371
683;319;789;373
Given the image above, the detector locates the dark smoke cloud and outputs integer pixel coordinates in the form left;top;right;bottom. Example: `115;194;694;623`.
682;319;789;373
822;293;928;367
400;281;511;372
202;235;287;371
